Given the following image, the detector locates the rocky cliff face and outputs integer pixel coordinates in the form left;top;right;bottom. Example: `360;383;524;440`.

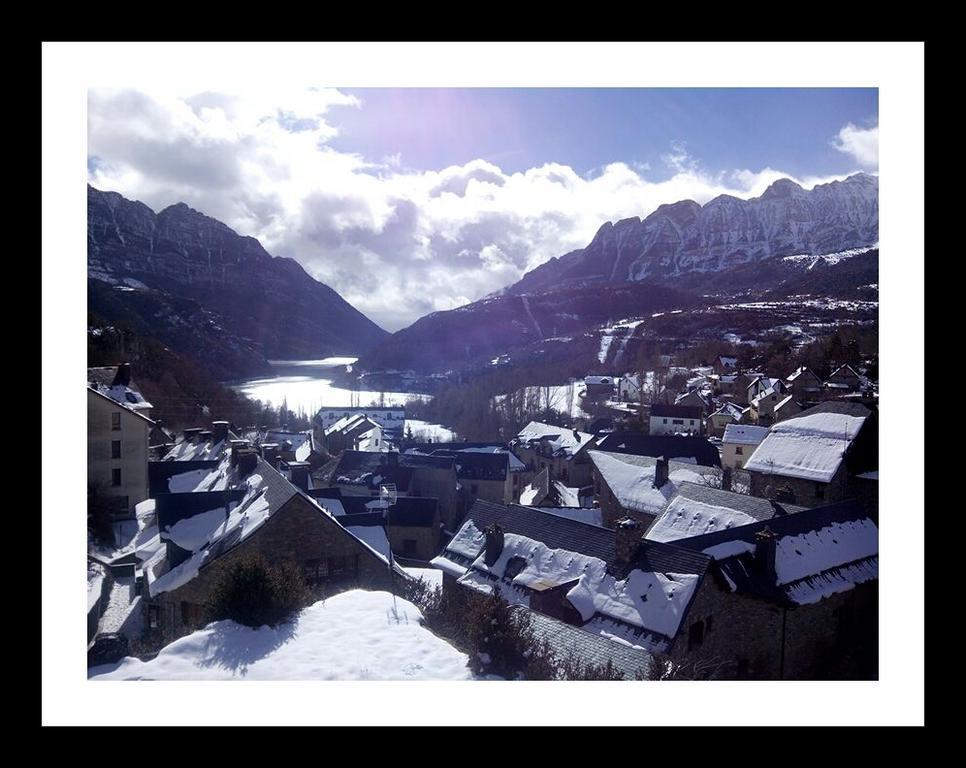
510;173;878;293
88;186;388;375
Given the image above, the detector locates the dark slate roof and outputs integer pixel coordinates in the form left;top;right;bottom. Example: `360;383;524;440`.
148;460;221;497
339;496;439;527
438;450;509;481
515;606;656;679
674;498;870;555
621;539;711;580
797;400;872;419
594;433;722;467
330;451;415;490
400;453;456;471
460;500;616;564
672;482;806;521
156;489;247;539
649;403;704;420
204;457;301;562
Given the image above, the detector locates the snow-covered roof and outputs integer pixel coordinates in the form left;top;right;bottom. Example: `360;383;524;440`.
262;430;314;461
743;409;868;482
514;421;594;458
452;527;704;649
87;386;155;425
161;438;229;462
588;451;720;518
677;500;878;606
89;591;471;680
585;376;615;386
722;423;769;446
88;366;153;412
646;496;760;543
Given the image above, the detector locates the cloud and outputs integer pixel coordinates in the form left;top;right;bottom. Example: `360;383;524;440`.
88;87;867;332
833;122;878;169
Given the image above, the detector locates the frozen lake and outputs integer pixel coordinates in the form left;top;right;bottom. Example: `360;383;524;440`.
230;358;429;417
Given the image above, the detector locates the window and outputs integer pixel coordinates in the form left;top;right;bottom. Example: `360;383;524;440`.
672;419;684;425
148;604;160;629
688;620;705;650
663;418;668;424
815;483;825;500
735;446;744;455
111;412;121;431
403;539;418;556
111;468;122;487
111;440;121;459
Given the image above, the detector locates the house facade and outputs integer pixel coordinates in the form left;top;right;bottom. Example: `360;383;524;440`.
88;387;153;518
649;404;704;436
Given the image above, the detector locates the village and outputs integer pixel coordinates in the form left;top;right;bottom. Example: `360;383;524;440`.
87;351;879;680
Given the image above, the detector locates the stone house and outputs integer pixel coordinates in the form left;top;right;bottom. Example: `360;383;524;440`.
618;373;642;402
731;372;765;405
511;421;596;488
142;451;400;643
327;450;462;533
675;389;713;415
750;386;787;426
744;402;877;510
432;497;877;679
786;366;824;404
88;385;154;519
334;496;441;562
588;450;720;529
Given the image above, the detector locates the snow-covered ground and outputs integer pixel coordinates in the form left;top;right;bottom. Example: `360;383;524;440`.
403;567;443;589
404;419;457;442
89;590;471;681
493;381;590;420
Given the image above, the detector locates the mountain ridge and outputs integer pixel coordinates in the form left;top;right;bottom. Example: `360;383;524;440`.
509;173;878;295
88;185;389;378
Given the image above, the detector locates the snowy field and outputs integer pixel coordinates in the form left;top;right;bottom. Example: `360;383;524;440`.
89;590;471;681
404;419;458;442
494;381;590;420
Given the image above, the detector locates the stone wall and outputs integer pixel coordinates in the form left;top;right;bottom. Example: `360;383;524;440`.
147;494;396;642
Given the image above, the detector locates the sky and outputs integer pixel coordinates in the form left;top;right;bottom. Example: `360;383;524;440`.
87;87;878;331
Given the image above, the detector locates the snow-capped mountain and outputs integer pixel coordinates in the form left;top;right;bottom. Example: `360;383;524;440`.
510;173;878;294
88;186;388;377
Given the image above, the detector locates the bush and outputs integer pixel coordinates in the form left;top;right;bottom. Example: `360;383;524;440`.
205;553;310;628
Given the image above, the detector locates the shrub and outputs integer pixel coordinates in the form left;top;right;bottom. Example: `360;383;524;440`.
205;553;309;628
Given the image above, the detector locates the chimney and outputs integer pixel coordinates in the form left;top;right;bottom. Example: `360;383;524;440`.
183;427;203;443
483;523;504;566
229;439;251;466
198;430;213;444
211;421;230;444
573;429;581;442
722;467;733;492
288;461;310;491
112;362;132;387
614;517;642;568
754;527;778;581
261;443;280;467
653;456;669;489
237;449;258;477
